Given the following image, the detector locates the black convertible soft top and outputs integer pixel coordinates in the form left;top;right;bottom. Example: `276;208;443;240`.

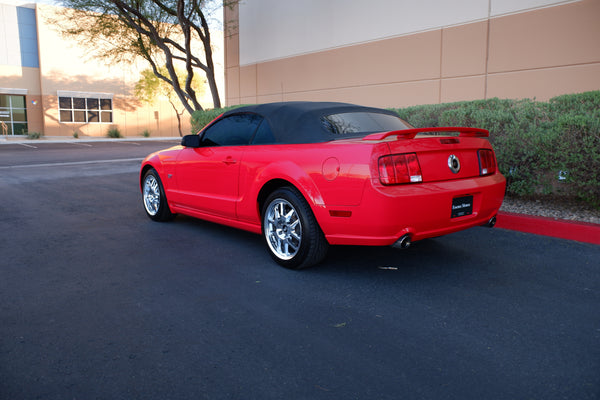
221;101;404;144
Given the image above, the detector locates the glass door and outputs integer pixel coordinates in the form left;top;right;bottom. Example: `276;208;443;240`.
0;94;28;135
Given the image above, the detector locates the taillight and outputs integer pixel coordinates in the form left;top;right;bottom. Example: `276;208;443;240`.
478;149;497;176
378;153;423;185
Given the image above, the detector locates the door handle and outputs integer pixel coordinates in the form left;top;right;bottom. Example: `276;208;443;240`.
222;156;237;165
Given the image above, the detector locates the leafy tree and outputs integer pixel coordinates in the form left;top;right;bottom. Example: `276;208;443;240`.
135;66;206;136
54;0;236;113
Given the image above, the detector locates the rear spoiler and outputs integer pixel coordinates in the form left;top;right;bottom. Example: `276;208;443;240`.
362;127;489;141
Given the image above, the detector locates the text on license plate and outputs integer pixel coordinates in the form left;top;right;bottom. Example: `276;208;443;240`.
451;195;473;218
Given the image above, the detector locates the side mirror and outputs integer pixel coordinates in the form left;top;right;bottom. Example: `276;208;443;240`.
181;134;201;148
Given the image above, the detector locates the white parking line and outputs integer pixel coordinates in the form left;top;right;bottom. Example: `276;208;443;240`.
115;141;141;145
18;143;37;149
68;142;93;147
0;158;143;169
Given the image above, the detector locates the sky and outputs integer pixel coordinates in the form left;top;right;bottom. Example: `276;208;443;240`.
5;0;224;29
3;0;61;5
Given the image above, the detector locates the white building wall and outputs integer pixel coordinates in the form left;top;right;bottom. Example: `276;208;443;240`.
238;0;578;66
0;4;22;66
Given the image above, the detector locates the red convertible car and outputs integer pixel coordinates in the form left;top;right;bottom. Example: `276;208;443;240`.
140;102;505;269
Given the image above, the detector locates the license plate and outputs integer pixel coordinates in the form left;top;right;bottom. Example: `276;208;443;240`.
451;195;473;218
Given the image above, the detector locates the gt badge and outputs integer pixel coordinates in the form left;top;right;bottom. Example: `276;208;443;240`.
448;154;460;174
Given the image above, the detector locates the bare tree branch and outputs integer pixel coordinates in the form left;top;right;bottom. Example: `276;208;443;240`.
54;0;232;113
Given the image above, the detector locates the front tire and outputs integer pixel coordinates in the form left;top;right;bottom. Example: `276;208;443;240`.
262;187;328;269
142;168;174;222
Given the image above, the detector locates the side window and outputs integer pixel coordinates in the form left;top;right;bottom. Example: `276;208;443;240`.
251;119;277;145
200;113;262;147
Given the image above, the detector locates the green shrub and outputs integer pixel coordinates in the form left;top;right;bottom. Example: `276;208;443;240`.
107;127;123;138
27;131;43;140
548;91;600;115
190;105;249;134
141;129;151;138
391;91;600;206
549;111;600;205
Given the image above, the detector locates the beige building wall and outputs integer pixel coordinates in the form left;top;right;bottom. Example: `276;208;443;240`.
224;0;600;108
0;65;43;133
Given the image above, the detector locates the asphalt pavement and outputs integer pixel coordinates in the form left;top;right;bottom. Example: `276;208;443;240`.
0;140;598;400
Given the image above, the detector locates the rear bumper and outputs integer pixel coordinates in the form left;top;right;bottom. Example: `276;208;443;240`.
318;173;506;246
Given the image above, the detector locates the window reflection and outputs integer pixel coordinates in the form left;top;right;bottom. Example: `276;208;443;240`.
0;94;28;135
200;113;263;146
321;112;411;135
58;94;113;124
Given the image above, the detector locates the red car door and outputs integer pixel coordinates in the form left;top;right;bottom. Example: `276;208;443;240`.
174;145;244;218
173;113;262;219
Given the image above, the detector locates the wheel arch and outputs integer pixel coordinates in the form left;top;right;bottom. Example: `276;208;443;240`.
140;158;168;192
140;163;156;190
257;179;294;216
253;159;325;209
255;176;329;237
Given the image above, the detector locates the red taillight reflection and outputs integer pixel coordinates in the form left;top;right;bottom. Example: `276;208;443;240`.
478;149;497;176
378;153;423;185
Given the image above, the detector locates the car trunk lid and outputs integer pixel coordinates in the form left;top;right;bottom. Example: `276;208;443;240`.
365;128;494;184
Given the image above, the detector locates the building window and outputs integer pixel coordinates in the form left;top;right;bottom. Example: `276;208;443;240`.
59;96;113;123
0;94;28;135
17;7;40;68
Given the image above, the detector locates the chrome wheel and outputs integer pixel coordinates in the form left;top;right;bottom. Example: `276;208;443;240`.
262;187;328;269
141;169;173;221
143;174;161;216
264;198;302;261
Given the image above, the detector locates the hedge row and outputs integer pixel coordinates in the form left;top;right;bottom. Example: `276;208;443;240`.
190;91;600;206
190;105;248;134
391;91;600;206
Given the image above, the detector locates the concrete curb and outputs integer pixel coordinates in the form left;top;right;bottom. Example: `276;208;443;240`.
496;211;600;245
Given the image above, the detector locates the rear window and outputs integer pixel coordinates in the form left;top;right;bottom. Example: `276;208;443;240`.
321;112;412;135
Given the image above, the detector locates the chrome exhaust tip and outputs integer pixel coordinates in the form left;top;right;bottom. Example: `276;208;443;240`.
393;234;412;249
484;215;497;228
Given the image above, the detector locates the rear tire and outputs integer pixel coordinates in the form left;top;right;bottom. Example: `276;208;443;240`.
262;187;328;269
142;168;174;222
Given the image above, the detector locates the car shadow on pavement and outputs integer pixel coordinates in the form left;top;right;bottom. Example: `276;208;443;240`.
163;214;494;281
320;237;472;274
